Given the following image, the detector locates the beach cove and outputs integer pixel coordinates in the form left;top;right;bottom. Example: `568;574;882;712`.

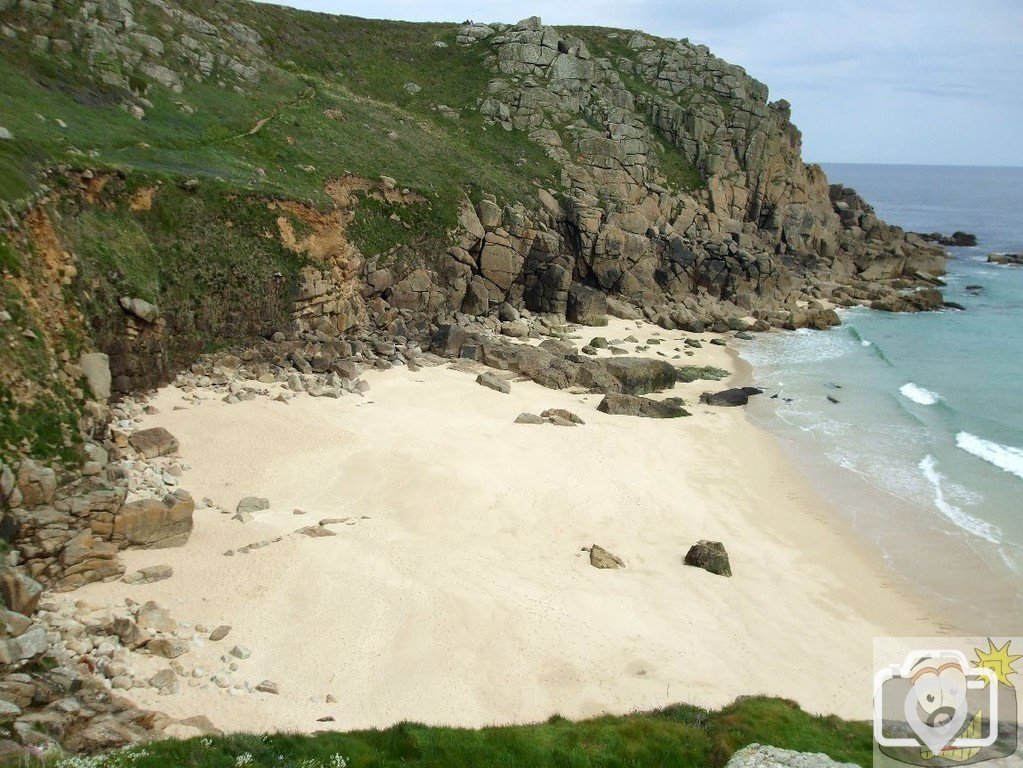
46;318;947;735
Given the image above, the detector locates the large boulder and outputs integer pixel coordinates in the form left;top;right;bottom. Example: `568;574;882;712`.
128;427;179;459
566;283;608;326
601;357;679;395
683;540;731;577
597;393;689;418
111;491;194;548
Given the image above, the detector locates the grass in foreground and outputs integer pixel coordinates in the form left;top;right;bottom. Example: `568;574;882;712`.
11;697;872;767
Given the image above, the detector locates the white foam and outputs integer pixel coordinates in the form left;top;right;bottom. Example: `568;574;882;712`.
899;382;941;406
919;456;1002;544
861;339;872;347
956;432;1023;480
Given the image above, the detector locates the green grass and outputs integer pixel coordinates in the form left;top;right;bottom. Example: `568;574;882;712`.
5;697;870;767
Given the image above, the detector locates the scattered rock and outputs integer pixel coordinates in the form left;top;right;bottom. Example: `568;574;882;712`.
229;645;251;659
122;564;173;585
0;127;13;141
136;601;176;633
236;497;270;516
476;371;510;394
514;412;544;424
589;544;625;569
255;680;279;694
683;540;731;577
540;408;584;425
148;637;189;659
128;427;179;459
209;625;231;642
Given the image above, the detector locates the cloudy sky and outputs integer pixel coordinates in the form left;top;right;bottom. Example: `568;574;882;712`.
257;0;1022;167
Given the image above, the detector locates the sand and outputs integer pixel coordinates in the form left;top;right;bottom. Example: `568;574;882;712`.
71;318;945;733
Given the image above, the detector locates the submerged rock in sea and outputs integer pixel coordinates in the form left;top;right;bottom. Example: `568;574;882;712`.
987;252;1023;266
684;540;731;577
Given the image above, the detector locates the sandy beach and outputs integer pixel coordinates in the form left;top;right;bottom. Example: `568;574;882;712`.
65;318;945;733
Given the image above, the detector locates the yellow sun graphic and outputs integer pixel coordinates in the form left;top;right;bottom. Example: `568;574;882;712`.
973;638;1021;687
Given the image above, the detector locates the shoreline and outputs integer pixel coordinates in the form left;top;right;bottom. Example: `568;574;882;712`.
731;321;1023;636
726;342;967;634
60;318;946;733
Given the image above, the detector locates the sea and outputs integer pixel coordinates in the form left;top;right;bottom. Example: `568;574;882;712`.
738;163;1023;632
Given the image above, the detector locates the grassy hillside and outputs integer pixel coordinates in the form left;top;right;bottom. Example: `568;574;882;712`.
26;697;872;767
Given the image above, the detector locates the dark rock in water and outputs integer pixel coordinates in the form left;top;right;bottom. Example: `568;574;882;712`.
709;338;727;346
987;253;1023;266
567;283;608;325
826;395;840;404
699;387;763;407
914;231;977;247
942;301;965;311
825;382;842;389
684;540;731;577
597;393;689;418
734;331;754;340
965;284;984;294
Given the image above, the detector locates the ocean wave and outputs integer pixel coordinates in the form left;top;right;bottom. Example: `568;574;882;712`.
919;456;1002;544
956;432;1023;480
899;382;941;405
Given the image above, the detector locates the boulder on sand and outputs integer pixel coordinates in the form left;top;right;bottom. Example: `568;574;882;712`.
128;427;179;459
589;544;625;569
112;491;194;548
597;393;689;418
476;371;510;394
567;283;608;326
683;540;731;577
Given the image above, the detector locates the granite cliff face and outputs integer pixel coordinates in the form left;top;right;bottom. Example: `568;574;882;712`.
448;18;945;331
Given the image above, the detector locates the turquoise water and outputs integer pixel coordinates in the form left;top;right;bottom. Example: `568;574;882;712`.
739;164;1023;629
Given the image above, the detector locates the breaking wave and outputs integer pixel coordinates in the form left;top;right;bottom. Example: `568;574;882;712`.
919;456;1001;544
899;382;941;406
956;432;1023;481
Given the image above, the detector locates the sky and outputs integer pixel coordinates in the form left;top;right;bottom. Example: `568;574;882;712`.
255;0;1023;167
